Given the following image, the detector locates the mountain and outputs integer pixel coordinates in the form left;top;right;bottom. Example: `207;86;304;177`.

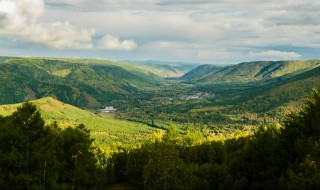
182;59;320;84
0;56;161;108
236;65;320;113
180;64;222;80
122;60;198;77
177;61;320;125
0;97;157;144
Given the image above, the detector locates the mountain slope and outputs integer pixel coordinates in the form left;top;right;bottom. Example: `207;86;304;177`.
181;64;222;80
0;97;157;144
236;65;320;113
183;59;320;84
122;61;198;77
0;56;161;108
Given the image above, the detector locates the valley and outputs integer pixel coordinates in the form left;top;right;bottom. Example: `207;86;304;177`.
1;56;320;189
2;0;320;188
1;56;319;142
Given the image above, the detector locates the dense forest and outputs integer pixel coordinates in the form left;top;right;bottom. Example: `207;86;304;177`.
0;89;319;189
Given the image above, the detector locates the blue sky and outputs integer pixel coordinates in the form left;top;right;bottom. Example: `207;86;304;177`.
0;0;319;65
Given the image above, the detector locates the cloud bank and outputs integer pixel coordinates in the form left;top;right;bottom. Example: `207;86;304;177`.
0;0;319;63
99;35;137;51
0;0;137;50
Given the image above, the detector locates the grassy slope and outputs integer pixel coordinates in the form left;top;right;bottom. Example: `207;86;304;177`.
0;97;157;145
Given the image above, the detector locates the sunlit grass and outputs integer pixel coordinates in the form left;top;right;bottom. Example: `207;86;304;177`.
0;97;157;146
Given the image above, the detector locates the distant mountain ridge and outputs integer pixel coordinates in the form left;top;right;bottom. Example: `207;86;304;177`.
122;60;198;77
238;65;320;113
182;59;320;84
180;64;222;80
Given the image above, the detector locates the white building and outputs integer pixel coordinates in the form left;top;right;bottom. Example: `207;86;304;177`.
102;106;117;113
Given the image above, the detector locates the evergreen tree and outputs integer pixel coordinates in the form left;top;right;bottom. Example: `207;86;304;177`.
0;102;107;189
0;102;51;189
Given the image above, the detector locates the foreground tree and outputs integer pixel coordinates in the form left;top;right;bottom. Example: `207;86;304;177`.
108;89;320;189
0;102;106;189
0;102;52;189
279;89;320;189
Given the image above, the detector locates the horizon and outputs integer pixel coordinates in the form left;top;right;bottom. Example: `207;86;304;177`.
1;0;319;65
1;54;319;67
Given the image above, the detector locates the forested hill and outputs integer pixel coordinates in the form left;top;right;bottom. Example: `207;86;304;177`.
0;56;161;108
182;59;320;84
122;61;198;77
180;64;222;80
236;65;320;113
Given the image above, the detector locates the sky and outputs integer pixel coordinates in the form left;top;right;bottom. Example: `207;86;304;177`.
0;0;319;65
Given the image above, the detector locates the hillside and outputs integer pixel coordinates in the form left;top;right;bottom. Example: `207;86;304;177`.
122;61;198;77
0;56;161;108
236;65;320;113
0;97;157;145
183;59;320;84
181;64;222;80
190;64;320;119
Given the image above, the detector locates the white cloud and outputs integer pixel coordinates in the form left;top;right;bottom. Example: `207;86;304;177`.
0;0;137;50
29;21;95;49
149;41;187;49
98;34;137;50
197;49;233;59
248;50;301;61
101;0;153;4
1;0;320;63
0;0;95;49
0;0;16;14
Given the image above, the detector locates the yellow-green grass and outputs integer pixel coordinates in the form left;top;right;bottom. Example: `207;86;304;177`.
0;97;157;146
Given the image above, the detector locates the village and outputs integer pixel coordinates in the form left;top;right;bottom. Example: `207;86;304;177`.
101;106;117;113
179;92;215;100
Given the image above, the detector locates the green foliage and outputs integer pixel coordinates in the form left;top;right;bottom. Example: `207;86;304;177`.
0;102;107;189
120;61;198;78
162;124;180;143
107;90;320;189
277;89;320;189
2;55;320;189
0;57;161;108
184;59;320;84
0;97;157;145
181;64;222;80
1;56;320;138
143;142;189;190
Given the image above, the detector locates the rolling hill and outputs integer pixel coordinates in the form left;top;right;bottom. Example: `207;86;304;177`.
182;59;320;84
180;64;222;80
174;61;320;126
122;60;198;77
0;56;162;108
192;64;320;118
236;65;320;113
0;97;157;145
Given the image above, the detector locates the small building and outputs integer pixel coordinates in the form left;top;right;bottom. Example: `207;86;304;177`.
102;106;117;113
